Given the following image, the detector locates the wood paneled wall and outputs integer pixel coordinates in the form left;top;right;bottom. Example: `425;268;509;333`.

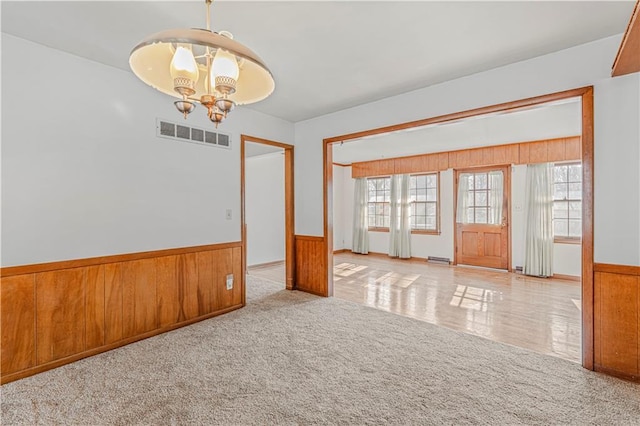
594;263;640;382
294;235;328;297
352;136;581;178
0;243;243;384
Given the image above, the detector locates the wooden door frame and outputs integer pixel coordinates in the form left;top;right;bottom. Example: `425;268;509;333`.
453;165;511;270
323;86;594;370
241;135;296;298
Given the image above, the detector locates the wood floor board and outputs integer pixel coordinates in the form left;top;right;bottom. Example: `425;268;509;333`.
248;253;581;363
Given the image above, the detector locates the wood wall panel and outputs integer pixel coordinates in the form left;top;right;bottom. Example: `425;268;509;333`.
197;251;218;315
85;265;105;350
156;255;181;328
181;253;199;321
1;275;36;375
0;242;244;384
121;259;158;338
352;159;395;178
36;268;86;364
594;264;640;381
295;236;328;296
352;137;581;177
565;137;581;160
104;263;124;344
612;0;640;77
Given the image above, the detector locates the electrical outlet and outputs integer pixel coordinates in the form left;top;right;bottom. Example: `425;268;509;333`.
225;209;232;220
226;274;233;290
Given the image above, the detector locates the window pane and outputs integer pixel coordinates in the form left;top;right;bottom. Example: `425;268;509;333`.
376;217;384;227
426;217;436;229
554;184;567;200
554;220;568;237
410;216;416;227
416;188;427;202
568;165;582;182
554;165;568;183
383;216;390;228
467;208;474;223
376;204;384;215
476;191;487;207
368;205;375;215
415;203;426;216
569;201;582;219
467;174;474;190
426;175;436;188
426;188;437;202
568;220;581;237
467;192;474;206
426;203;436;216
476;208;488;223
475;173;487;189
554;201;569;219
568;183;581;200
384;204;390;216
416;216;426;226
384;190;390;202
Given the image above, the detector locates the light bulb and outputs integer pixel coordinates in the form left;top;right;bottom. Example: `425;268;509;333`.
211;48;239;94
170;46;199;96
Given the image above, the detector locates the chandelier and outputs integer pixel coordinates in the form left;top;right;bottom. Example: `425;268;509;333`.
129;0;275;127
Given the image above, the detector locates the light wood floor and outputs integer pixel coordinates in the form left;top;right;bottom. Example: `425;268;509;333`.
247;253;582;363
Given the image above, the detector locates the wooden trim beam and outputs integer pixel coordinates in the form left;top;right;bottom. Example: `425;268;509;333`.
1;242;242;277
241;135;296;291
594;263;640;276
612;0;640;77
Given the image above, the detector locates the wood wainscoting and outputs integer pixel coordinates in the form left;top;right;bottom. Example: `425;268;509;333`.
594;263;640;381
0;242;244;384
294;235;328;296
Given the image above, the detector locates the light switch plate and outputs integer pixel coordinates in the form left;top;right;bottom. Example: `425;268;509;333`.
226;274;233;290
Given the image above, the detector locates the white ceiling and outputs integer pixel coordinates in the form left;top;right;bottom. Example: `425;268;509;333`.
332;98;582;164
1;1;634;123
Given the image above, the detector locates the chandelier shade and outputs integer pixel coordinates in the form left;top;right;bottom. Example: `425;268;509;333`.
129;0;275;126
130;28;275;106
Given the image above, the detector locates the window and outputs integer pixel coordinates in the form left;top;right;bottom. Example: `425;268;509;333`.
367;174;439;232
458;171;503;224
410;174;438;232
367;177;390;229
553;162;582;240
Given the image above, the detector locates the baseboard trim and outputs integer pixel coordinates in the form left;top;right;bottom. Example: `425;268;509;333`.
333;249;349;254
552;273;581;282
594;364;640;383
1;241;243;277
1;303;244;385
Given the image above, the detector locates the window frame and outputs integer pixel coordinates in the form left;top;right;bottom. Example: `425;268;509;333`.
409;172;441;235
365;173;441;235
552;161;582;244
366;176;391;232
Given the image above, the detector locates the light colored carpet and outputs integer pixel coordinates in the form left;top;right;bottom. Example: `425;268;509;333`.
2;276;639;425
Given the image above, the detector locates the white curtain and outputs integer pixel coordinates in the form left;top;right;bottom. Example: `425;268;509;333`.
456;173;470;224
389;174;411;258
352;178;369;254
488;171;504;225
524;163;554;277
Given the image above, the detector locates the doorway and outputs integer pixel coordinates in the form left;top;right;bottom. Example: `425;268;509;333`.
323;87;594;369
455;166;510;270
241;135;295;298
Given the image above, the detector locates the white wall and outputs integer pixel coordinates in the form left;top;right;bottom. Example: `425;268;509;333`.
245;152;285;266
1;34;294;266
296;34;640;267
332;165;354;251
